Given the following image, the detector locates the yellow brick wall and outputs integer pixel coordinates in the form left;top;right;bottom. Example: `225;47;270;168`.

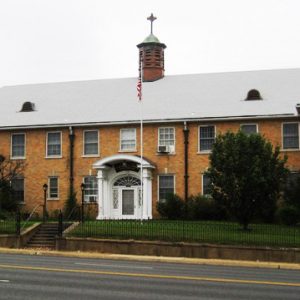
0;118;299;218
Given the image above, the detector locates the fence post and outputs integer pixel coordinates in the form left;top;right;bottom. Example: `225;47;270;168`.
58;210;63;237
16;210;21;236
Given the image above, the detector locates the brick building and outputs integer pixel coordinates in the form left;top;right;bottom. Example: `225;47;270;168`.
0;25;300;219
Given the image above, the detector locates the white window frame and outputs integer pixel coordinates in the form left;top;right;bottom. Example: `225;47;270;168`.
82;130;99;157
158;127;176;154
83;176;98;203
202;173;212;196
198;125;216;153
11;133;26;159
48;176;59;200
282;122;300;151
119;128;137;152
46;131;62;158
240;123;258;134
157;174;175;202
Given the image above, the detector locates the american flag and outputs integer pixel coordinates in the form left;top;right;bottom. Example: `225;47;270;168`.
137;78;142;101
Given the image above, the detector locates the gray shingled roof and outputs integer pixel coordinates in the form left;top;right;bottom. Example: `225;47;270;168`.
0;69;299;129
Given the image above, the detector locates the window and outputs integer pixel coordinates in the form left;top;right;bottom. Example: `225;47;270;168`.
83;130;99;156
158;175;174;201
158;127;175;153
202;174;212;195
11;133;25;158
48;177;59;199
47;132;62;157
240;124;257;135
199;126;215;152
11;177;24;203
84;176;98;203
120;129;136;151
283;123;299;150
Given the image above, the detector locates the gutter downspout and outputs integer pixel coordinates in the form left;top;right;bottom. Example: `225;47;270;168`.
69;126;75;196
183;121;189;202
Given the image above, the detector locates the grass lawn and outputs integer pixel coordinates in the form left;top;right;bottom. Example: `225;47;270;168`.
67;220;300;248
0;220;37;235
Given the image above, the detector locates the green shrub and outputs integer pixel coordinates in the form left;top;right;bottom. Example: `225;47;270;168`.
156;194;185;219
277;205;299;226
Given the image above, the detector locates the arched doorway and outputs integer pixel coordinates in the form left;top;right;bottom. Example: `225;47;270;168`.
93;154;155;219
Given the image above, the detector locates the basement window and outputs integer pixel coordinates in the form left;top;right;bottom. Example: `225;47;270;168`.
245;89;262;101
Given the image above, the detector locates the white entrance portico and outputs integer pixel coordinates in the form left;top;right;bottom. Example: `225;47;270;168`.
93;154;155;220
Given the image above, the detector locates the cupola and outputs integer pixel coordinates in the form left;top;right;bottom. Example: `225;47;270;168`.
137;14;166;82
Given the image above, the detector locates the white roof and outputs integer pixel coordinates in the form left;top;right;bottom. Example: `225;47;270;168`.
0;68;299;129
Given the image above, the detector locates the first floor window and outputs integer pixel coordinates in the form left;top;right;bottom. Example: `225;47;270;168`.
47;132;62;156
11;177;24;203
240;124;257;135
120;128;136;151
84;176;98;202
11;133;25;158
48;177;59;199
283;123;299;149
159;175;174;201
83;130;99;156
158;127;175;153
202;174;212;195
199;126;215;152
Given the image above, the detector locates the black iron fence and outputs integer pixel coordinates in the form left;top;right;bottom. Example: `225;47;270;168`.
66;219;300;248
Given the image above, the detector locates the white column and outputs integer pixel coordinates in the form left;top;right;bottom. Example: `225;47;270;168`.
142;168;153;219
96;168;108;220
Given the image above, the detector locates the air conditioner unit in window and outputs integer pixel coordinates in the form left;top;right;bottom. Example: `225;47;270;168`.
158;145;169;153
168;145;175;153
85;196;97;203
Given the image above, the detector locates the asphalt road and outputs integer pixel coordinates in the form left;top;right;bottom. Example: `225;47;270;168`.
0;253;299;300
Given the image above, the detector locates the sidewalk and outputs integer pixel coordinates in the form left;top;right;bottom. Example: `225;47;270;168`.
0;247;300;270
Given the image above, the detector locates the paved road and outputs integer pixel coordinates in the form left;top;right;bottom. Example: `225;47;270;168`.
0;253;299;299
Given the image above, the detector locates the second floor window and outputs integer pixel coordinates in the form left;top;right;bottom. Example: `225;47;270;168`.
120;128;136;151
240;124;257;135
283;123;299;150
83;130;99;156
158;127;175;153
47;132;62;157
199;126;215;152
11;133;25;158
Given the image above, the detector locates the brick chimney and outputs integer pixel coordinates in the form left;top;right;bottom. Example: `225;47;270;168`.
137;14;166;82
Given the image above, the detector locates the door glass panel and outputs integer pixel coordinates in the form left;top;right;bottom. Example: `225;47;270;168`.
122;190;134;215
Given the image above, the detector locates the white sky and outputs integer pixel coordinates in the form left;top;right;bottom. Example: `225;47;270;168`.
1;0;300;87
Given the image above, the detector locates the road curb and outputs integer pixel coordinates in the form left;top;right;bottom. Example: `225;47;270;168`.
0;247;300;270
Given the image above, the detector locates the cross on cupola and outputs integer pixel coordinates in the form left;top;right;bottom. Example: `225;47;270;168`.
147;13;157;34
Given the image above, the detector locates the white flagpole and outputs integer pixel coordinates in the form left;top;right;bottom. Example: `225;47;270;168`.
140;97;143;223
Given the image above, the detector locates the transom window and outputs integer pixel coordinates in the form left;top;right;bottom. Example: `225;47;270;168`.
199;126;215;152
84;176;98;203
202;174;212;195
283;123;299;150
114;175;141;187
158;175;174;201
120;129;136;151
47;132;62;157
11;177;24;203
240;124;258;135
11;133;25;158
83;130;99;156
48;177;59;199
158;127;175;152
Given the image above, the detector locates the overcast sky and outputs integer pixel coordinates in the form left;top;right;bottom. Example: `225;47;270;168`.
1;0;300;87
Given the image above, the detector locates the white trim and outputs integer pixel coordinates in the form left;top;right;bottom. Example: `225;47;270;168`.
281;122;300;151
47;176;59;200
240;123;259;134
82;129;100;157
83;175;98;203
198;125;216;153
46;131;62;158
119;128;137;152
157;174;176;202
157;127;176;154
10;132;26;159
